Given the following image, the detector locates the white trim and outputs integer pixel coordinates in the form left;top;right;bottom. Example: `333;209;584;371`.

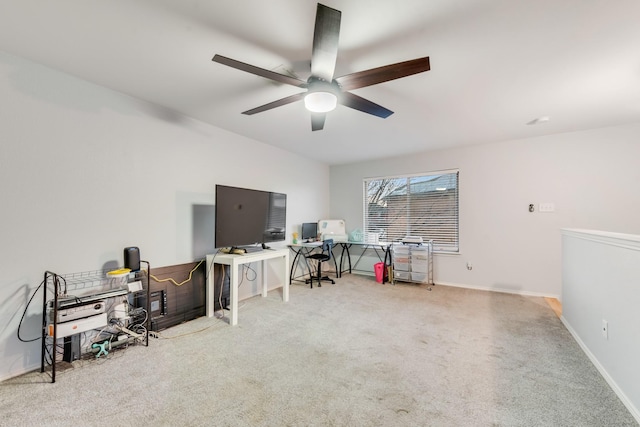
438;280;639;422
435;281;560;299
363;170;460;252
562;228;640;252
363;168;459;181
561;317;640;424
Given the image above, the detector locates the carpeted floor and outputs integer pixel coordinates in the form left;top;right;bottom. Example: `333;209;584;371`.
1;274;637;426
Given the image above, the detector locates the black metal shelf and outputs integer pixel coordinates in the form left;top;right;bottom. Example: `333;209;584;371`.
40;262;151;383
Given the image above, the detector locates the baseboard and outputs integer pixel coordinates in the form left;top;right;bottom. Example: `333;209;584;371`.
349;275;562;300
561;316;640;424
434;280;561;300
544;297;562;318
435;280;638;422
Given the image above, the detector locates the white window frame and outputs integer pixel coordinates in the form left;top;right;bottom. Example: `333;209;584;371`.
363;169;459;253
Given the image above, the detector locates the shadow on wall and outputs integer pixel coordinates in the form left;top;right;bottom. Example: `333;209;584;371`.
1;280;43;380
1;258;128;381
193;204;215;260
102;260;120;272
490;282;524;295
1;52;189;126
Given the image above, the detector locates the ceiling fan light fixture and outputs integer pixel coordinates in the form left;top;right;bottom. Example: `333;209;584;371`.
212;4;431;130
304;91;337;113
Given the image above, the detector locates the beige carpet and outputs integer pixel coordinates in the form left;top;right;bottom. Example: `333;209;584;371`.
1;275;636;426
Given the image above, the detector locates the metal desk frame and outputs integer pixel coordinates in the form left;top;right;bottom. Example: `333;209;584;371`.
336;242;393;278
288;243;340;284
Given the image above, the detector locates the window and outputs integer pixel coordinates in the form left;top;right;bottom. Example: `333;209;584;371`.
363;170;459;252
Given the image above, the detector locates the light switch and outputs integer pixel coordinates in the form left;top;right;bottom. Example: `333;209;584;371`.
539;203;555;213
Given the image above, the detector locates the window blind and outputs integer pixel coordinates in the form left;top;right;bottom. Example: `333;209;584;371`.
363;170;459;252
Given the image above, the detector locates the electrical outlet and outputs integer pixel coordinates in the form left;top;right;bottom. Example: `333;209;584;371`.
602;319;608;340
539;202;555;213
128;280;143;292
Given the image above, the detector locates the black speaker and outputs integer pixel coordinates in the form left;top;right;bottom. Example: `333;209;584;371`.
124;247;140;271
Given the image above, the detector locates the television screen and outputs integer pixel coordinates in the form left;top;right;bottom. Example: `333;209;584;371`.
301;222;318;241
214;185;287;249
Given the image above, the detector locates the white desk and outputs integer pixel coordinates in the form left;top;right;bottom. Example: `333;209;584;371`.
205;248;290;326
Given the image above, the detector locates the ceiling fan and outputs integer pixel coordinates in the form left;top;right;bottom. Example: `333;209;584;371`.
212;3;430;131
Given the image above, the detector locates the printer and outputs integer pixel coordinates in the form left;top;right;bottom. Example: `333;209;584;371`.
318;219;349;243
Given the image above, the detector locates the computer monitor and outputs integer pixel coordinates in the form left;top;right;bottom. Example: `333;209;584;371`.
301;222;318;242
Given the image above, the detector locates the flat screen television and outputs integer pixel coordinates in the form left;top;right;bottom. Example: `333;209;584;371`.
214;185;287;249
301;222;318;242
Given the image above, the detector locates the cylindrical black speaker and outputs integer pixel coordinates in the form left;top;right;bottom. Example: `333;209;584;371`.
124;247;140;271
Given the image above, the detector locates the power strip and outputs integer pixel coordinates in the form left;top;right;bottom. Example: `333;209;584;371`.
49;313;108;338
127;280;143;292
115;325;144;339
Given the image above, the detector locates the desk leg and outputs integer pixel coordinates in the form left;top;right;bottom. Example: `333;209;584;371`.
342;244;352;275
262;259;268;297
283;252;290;302
230;264;239;326
289;248;301;284
302;248;313;281
338;244;352;277
289;247;315;284
207;262;214;317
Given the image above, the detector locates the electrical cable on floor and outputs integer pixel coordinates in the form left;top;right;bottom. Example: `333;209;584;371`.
147;324;215;339
90;324;116;346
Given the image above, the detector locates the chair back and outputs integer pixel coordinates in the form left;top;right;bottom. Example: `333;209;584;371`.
322;239;334;260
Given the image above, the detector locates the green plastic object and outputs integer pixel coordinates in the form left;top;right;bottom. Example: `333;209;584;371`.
349;229;363;242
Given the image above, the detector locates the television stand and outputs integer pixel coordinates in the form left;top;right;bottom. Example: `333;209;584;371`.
205;248;290;325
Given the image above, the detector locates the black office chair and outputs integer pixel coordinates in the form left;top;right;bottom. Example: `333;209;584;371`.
305;239;335;288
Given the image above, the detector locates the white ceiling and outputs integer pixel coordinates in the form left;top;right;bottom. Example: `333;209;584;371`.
1;0;639;165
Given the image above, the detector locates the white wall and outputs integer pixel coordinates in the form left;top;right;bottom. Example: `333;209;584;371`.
330;123;640;298
561;229;640;422
0;51;330;381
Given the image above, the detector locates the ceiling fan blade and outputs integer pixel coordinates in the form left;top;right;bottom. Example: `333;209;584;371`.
311;4;341;82
341;92;394;118
242;92;306;115
311;113;326;131
336;57;430;91
213;54;307;88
